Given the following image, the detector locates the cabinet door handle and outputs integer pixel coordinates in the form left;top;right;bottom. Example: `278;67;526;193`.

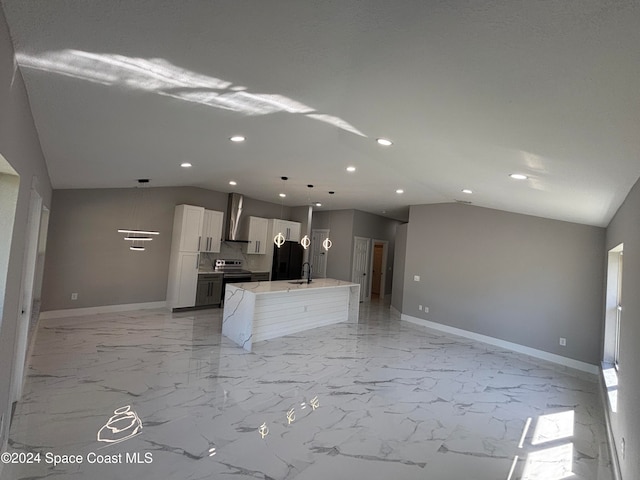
198;236;201;250
207;237;211;251
196;254;200;269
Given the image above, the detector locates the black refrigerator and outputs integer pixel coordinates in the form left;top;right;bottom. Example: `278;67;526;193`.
272;241;304;280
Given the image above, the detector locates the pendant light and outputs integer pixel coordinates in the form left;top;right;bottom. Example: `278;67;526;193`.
118;179;159;251
323;191;334;251
300;184;313;250
274;176;287;248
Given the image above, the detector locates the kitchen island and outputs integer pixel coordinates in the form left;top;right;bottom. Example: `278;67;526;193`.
222;278;360;351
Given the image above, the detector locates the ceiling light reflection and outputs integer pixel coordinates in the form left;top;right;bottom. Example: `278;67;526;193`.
17;50;366;136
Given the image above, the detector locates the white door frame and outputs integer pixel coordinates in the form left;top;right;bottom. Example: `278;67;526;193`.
12;186;43;402
369;240;389;298
352;236;371;302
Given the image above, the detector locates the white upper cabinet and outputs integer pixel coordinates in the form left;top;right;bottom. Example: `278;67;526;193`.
246;216;269;254
201;210;224;252
174;204;204;252
273;219;301;242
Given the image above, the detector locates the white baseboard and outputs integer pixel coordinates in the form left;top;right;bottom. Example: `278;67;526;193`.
401;314;599;375
39;301;167;319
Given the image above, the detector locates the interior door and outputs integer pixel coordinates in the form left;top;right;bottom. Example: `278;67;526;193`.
13;188;43;401
311;229;329;278
371;243;384;296
352;236;370;302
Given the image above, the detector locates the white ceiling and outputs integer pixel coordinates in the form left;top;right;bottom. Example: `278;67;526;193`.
3;1;640;225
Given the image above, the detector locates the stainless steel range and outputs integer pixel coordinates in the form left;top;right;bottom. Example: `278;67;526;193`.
215;260;252;306
215;259;253;298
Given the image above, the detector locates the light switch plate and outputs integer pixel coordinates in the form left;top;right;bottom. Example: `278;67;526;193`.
413;275;420;282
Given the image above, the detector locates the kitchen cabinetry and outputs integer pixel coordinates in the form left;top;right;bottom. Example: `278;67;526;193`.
273;219;301;242
174;204;204;252
246;216;269;254
201;209;223;253
173;252;200;308
196;274;223;306
167;204;223;310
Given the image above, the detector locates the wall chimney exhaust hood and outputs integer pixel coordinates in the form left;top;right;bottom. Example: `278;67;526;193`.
225;193;249;242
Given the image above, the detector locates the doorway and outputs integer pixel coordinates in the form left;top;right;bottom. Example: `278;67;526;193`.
369;240;388;300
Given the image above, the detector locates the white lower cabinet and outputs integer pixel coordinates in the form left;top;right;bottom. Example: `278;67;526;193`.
175;252;199;308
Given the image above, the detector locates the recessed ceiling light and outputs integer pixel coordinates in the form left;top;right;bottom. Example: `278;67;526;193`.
510;173;528;180
230;135;245;142
180;162;192;168
377;138;393;146
462;189;473;194
279;193;286;198
396;189;404;194
229;180;237;186
315;202;322;207
346;166;356;172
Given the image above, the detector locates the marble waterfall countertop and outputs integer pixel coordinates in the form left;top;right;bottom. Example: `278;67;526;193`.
222;278;360;351
227;277;359;294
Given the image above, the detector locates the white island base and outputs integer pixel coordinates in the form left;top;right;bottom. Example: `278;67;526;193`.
222;278;360;351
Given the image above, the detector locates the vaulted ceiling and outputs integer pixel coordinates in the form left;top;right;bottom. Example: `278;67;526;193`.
3;1;640;225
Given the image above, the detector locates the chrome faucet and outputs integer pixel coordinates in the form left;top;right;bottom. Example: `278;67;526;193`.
301;262;312;284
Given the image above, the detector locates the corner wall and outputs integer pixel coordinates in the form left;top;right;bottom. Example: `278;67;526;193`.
0;3;53;452
402;203;605;365
391;223;407;311
605;177;640;479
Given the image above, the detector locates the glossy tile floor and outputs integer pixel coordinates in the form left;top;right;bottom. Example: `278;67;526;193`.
2;299;612;480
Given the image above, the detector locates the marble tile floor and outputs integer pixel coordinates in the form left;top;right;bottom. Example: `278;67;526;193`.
1;298;612;480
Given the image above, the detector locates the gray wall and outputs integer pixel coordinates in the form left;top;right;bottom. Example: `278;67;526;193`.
605;177;640;479
312;210;354;281
41;187;292;311
312;209;401;289
391;223;407;311
402;203;605;365
0;3;53;452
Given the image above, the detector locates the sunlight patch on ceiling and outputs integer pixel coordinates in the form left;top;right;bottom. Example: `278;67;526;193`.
16;49;365;136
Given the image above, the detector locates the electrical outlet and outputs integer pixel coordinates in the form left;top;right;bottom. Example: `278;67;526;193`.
413;275;420;282
71;293;78;300
419;305;422;311
424;306;429;313
559;337;567;346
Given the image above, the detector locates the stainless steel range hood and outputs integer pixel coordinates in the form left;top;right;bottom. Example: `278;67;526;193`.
225;193;248;242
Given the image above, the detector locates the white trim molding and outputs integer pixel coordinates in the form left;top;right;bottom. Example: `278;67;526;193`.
401;314;599;375
39;301;167;319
